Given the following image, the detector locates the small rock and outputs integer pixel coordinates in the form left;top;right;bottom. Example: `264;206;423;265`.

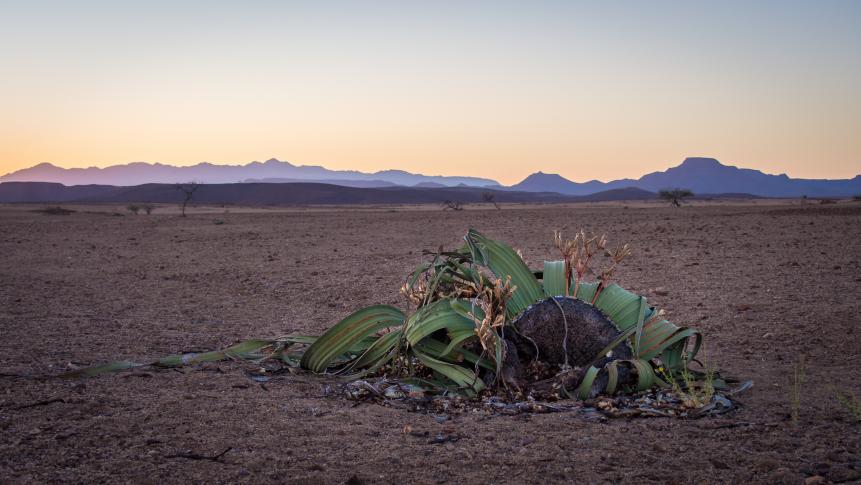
752;458;780;473
827;450;848;462
803;476;825;485
762;332;774;338
770;467;801;485
345;475;363;485
653;287;669;296
827;466;861;483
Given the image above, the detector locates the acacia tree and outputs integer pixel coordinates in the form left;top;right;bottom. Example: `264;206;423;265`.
482;191;501;210
175;182;200;217
658;188;694;207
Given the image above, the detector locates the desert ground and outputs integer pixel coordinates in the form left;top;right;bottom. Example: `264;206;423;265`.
1;201;859;484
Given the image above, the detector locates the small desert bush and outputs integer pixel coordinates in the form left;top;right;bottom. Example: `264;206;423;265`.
127;204;140;214
834;389;861;423
658;364;715;408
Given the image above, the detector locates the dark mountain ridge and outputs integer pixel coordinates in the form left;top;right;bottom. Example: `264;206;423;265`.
0;181;660;205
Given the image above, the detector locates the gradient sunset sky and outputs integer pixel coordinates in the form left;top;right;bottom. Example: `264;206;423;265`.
1;1;859;185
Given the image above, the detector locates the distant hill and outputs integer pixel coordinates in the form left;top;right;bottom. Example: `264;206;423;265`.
0;182;659;205
511;172;634;195
510;157;861;197
0;158;499;188
241;177;399;188
0;182;119;203
576;187;655;201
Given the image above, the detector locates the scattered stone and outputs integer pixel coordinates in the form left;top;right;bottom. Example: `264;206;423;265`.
770;467;802;484
752;458;780;473
827;466;861;483
345;475;363;485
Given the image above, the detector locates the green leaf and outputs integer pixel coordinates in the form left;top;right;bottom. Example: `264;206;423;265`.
450;298;484;321
439;328;477;357
594;283;643;330
636;319;701;365
413;349;485;396
62;339;278;377
576;366;601;399
632;297;648;357
416;338;495;371
349;329;402;370
630;359;658;391
542;260;569;297
404;300;476;347
155;339;275;367
605;361;620;395
300;305;404;373
464;229;543;317
576;358;662;399
574;281;599;304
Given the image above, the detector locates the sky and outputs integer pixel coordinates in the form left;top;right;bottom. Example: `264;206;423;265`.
1;1;859;185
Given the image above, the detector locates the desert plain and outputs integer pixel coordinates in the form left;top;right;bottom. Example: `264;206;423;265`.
0;200;859;484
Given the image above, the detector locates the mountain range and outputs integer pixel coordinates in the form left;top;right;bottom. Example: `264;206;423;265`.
1;157;859;198
509;157;861;197
0;158;497;188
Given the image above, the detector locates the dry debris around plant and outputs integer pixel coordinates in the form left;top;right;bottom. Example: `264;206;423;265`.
335;377;751;421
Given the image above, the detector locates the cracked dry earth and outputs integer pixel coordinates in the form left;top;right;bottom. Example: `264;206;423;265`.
0;202;859;484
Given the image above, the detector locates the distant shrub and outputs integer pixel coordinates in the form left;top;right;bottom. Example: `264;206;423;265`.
658;188;694;207
834;388;861;423
33;206;75;216
127;204;140;214
142;204;155;215
175;182;199;217
819;199;837;205
441;200;464;211
481;192;500;210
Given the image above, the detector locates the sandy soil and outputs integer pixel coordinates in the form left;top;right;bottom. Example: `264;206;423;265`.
1;201;859;484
